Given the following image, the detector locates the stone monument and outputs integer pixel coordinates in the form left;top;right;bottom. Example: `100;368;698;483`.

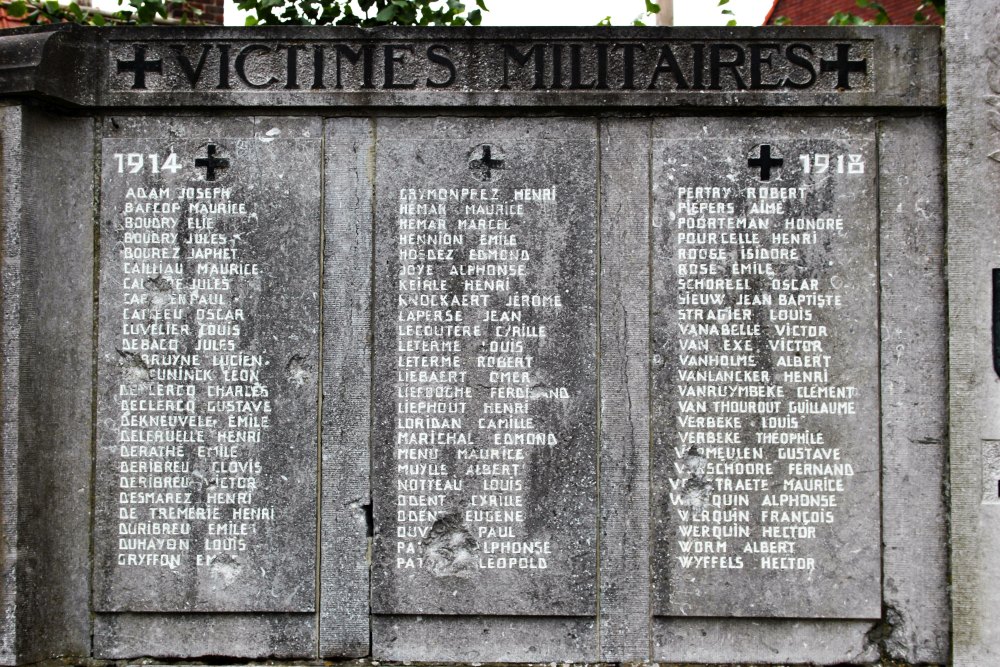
0;22;956;666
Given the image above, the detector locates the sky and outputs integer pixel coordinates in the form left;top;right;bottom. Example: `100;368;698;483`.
475;0;773;27
218;0;776;27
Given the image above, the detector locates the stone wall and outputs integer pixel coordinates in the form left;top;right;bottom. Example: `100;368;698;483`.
0;24;955;666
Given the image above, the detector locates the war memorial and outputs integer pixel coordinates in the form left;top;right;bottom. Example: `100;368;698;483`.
0;2;993;663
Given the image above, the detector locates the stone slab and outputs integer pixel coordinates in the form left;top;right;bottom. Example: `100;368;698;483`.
877;116;949;663
597;118;652;661
15;108;95;662
653;618;879;664
0;27;942;110
947;1;1000;664
320;117;374;657
93;613;314;659
370;117;598;616
650;118;881;618
0;104;24;667
93;117;320;612
372;615;595;662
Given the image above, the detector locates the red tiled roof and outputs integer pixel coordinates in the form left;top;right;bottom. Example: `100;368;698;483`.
765;0;942;25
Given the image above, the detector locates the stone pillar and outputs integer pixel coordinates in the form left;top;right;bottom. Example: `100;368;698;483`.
948;1;1000;664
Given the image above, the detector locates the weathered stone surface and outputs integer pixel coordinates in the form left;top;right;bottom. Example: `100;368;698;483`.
877;117;949;664
598;118;651;661
650;118;881;618
947;1;1000;664
16;108;96;662
0;104;96;665
0;22;955;667
0;26;941;110
373;615;595;662
370;117;598;615
320;117;374;657
93;117;320;612
0;103;21;667
93;613;314;659
653;618;879;664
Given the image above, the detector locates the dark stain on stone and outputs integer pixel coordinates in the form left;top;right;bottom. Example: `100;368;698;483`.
423;511;479;578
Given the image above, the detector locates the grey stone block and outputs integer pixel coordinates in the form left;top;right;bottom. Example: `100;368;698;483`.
0;27;941;111
0;104;95;665
320;116;375;658
650;117;881;619
93;613;315;659
0;102;22;667
92;116;320;644
598;118;652;662
370;117;599;617
373;615;595;662
877;116;949;664
947;1;1000;664
653;617;879;664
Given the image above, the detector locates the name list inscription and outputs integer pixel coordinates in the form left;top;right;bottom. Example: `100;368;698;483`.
393;184;562;575
95;134;318;612
651;132;881;618
373;130;597;615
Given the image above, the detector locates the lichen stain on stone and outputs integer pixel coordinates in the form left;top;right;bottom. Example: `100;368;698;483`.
679;446;712;513
117;349;151;387
423;511;479;578
144;274;171;292
208;553;242;587
143;274;173;308
286;354;310;386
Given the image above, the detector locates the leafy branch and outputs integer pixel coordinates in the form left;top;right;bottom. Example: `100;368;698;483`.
240;0;487;27
1;0;203;25
826;0;943;25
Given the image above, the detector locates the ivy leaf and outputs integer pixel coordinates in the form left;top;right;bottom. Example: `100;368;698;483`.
6;1;28;17
374;3;396;20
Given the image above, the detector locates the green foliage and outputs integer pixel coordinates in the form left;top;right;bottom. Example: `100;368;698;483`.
240;0;487;27
3;0;204;24
717;0;735;27
0;0;484;26
827;0;943;25
914;0;944;22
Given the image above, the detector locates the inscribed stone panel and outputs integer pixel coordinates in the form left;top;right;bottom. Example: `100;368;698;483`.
371;118;598;615
650;121;881;618
94;122;320;612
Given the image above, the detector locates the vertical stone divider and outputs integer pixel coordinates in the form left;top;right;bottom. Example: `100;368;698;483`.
18;108;95;663
0;106;95;665
0;105;23;667
320;117;374;658
948;2;1000;663
877;117;949;663
597;118;652;662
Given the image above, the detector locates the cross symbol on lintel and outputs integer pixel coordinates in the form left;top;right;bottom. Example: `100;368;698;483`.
116;44;163;90
748;144;783;181
820;43;868;90
195;144;230;181
469;145;506;181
